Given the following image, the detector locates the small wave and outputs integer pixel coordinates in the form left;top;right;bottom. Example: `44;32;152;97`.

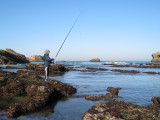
104;61;129;65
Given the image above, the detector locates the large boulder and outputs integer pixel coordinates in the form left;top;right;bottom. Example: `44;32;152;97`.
0;48;29;64
151;51;160;62
90;58;100;62
28;55;43;62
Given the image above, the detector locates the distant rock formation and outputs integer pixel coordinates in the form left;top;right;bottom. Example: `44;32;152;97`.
90;58;100;62
0;48;29;64
152;51;160;62
28;55;43;62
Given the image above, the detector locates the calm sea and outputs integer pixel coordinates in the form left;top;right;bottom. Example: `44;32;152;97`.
1;61;160;120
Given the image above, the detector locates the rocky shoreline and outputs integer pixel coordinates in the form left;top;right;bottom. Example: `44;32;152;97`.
0;64;76;118
1;62;160;119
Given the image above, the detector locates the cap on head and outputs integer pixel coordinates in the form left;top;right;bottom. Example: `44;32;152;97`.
45;49;50;54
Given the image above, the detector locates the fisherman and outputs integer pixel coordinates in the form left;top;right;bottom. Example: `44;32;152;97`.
43;49;55;81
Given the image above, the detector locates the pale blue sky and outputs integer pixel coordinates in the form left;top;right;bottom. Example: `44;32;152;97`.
0;0;160;61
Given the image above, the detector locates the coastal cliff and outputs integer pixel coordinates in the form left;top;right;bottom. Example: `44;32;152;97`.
0;48;29;64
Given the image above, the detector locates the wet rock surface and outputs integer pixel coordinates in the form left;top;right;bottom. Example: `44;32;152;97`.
0;70;76;118
107;87;121;95
143;71;160;74
86;67;108;71
85;87;121;101
83;99;160;120
0;48;29;64
111;69;140;73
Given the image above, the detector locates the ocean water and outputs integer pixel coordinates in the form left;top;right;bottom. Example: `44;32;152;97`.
0;61;160;120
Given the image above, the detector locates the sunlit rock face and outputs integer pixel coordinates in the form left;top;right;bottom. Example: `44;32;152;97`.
28;55;43;62
152;51;160;62
90;58;100;62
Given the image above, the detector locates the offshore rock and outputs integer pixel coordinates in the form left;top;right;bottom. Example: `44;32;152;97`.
68;67;108;72
151;51;160;62
111;64;160;68
143;71;159;74
107;87;121;95
85;87;121;101
86;67;108;71
0;48;29;64
90;58;100;62
28;55;43;62
0;70;76;118
85;93;121;101
151;97;160;104
111;69;140;73
83;100;160;120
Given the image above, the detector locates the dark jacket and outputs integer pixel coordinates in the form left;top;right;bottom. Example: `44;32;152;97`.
43;54;53;67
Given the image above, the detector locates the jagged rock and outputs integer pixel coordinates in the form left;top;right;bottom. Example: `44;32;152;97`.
83;100;160;120
152;97;160;104
0;48;29;64
90;58;100;62
28;55;43;62
152;51;160;62
0;70;76;118
107;87;121;95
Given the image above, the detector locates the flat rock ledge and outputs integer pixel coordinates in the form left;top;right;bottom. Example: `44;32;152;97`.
0;70;76;118
111;69;140;73
83;97;160;120
108;64;160;68
85;87;121;101
25;63;68;75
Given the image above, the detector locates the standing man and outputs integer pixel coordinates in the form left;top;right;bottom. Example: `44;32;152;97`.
43;49;54;81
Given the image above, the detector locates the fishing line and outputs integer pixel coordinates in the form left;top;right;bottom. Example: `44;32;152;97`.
54;13;81;62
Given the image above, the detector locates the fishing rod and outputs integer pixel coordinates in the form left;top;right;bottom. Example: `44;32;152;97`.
54;14;81;61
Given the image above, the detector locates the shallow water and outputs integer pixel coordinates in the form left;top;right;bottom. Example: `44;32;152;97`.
1;61;160;120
